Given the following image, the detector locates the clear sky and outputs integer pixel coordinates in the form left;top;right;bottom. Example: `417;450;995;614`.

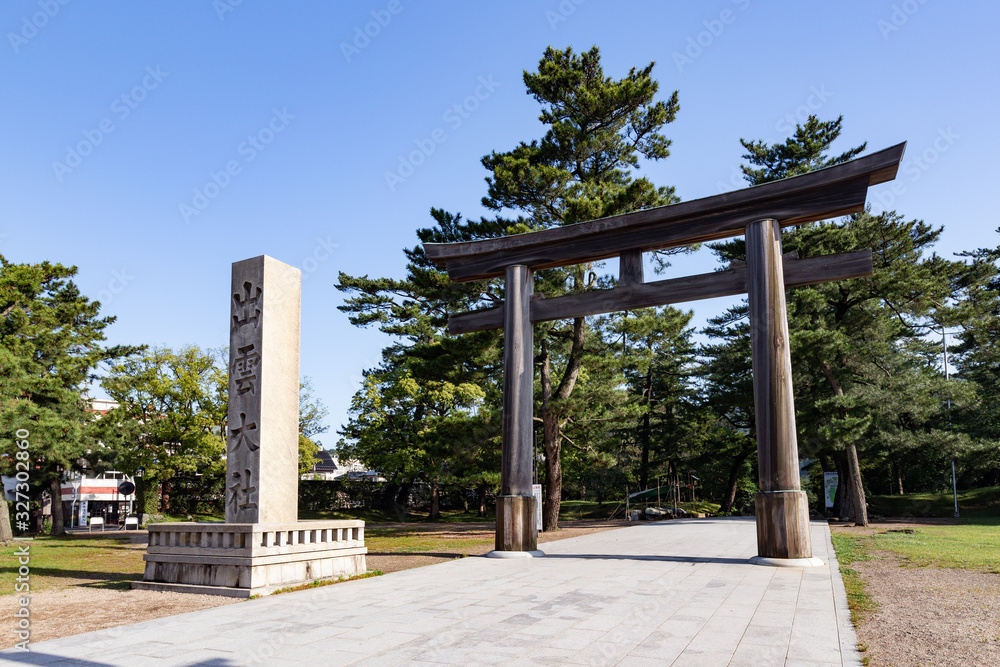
2;1;996;446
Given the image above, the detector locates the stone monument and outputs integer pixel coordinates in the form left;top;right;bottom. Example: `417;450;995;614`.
132;255;367;597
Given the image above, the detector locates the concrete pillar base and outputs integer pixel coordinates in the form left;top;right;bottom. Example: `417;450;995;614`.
485;550;545;559
749;556;824;568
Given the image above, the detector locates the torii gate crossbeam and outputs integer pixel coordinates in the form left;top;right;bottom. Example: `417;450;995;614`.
423;143;905;562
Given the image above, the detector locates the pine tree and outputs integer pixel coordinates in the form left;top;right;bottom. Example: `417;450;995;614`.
602;306;696;491
481;46;680;530
337;209;506;518
709;115;965;526
699;305;759;514
0;256;139;535
100;346;227;516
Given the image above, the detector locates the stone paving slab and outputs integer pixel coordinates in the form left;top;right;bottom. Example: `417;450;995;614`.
0;517;860;666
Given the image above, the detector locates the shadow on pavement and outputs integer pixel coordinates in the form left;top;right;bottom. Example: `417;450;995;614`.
534;554;750;565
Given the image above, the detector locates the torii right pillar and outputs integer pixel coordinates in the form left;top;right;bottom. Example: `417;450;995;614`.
746;219;819;564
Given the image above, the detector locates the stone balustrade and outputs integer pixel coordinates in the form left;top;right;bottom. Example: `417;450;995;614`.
146;520;364;556
135;519;368;597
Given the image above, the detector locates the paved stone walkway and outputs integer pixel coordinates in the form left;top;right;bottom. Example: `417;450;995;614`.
1;518;860;666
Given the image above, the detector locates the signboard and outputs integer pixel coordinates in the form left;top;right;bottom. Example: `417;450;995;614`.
532;484;542;532
824;472;839;509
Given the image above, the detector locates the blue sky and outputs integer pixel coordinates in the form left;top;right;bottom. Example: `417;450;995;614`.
2;1;996;445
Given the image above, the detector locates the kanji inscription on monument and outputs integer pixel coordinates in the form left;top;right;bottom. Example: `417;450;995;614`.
135;253;366;597
226;255;301;524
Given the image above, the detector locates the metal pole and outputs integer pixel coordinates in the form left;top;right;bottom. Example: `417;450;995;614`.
672;473;677;516
952;458;959;518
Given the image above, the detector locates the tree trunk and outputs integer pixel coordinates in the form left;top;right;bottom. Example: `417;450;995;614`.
0;497;13;542
160;478;171;514
720;446;752;514
428;478;440;521
639;411;651;492
542;411;562;531
895;460;904;495
477;483;487;518
822;362;868;526
49;478;65;536
832;452;848;518
396;482;412;513
381;483;400;512
845;442;868;527
539;314;587;532
135;476;146;519
639;366;653;491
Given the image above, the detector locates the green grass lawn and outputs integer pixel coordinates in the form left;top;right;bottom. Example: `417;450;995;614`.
300;507;494;523
867;485;1000;519
855;518;1000;572
831;514;1000;635
830;532;878;627
160;512;225;523
0;536;145;595
364;527;493;555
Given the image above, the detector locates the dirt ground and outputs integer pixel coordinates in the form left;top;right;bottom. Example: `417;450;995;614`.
0;519;630;649
831;520;1000;667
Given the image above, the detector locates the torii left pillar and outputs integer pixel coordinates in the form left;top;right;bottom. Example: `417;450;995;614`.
489;265;542;557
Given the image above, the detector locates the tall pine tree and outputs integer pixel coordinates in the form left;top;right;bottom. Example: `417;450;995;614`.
0;256;138;535
480;46;680;529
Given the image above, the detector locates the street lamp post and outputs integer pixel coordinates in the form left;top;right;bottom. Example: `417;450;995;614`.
942;328;959;519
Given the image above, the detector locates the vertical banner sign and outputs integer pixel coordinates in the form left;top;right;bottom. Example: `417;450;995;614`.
532;483;542;532
824;472;839;509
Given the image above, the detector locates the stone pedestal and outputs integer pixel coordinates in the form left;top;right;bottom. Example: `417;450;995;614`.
132;256;367;596
132;520;367;597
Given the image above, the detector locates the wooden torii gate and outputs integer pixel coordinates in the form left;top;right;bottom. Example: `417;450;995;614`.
424;143;906;562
